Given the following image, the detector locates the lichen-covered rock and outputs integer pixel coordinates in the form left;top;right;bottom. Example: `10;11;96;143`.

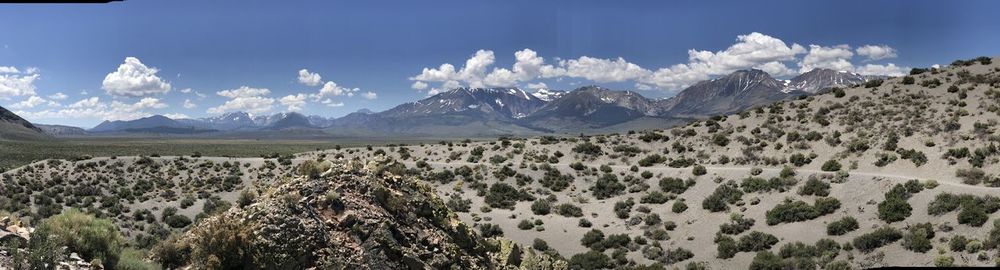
172;156;564;269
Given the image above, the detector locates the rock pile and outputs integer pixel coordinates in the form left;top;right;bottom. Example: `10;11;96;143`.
170;156;567;269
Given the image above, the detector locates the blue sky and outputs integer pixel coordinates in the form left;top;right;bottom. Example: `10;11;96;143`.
1;0;998;127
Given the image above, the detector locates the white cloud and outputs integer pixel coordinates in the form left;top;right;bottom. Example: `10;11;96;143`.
321;99;344;107
361;91;377;100
313;81;359;100
280;93;307;112
643;32;806;90
207;96;274;114
411;81;428;90
561;56;649;83
68;97;101;109
163;113;190;119
411;49;496;88
855;63;908;77
9;95;46;109
217;86;270;98
18;96;169;121
483;49;565;87
0;73;39;98
0;66;19;73
208;86;274;114
183;99;197;109
102;57;172;97
47;92;67;100
409;33;906;93
179;88;192;94
297;69;322;86
856;45;897;61
24;67;39;75
426;88;442;96
754;61;797;77
526;82;547;90
798;45;854;73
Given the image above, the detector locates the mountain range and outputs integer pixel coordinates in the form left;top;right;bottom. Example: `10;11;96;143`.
3;68;880;138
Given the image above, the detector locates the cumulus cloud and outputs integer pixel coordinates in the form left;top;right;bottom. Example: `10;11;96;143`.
183;99;197;109
208;86;274;114
855;63;908;76
9;95;46;109
411;50;497;89
408;32;913;92
163;113;190;119
17;96;169;121
482;49;566;87
313;81;359;100
47;92;67;100
0;66;18;73
526;82;547;90
642;32;807;90
411;81;428;90
217;86;271;98
0;73;39;98
856;45;897;61
179;88;192;94
297;69;322;86
321;99;344;107
102;57;172;97
280;93;307;111
561;56;649;83
361;91;377;100
797;45;854;73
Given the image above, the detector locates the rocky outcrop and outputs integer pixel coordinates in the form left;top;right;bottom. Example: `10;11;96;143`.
171;156;566;269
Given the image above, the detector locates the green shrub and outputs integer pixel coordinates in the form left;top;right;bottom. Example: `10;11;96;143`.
748;251;784;270
821;160;841;172
702;183;743;212
949;235;968;252
798;178;830;196
484;183;529;210
901;76;915;85
530;200;551;215
557;203;584;217
35;209;124;267
738;231;779;252
568;250;612;270
164;214;193;228
826;216;859;236
572;142;603;156
592;173;625;199
852;227;902;253
115;248;160;270
640;191;671;204
187;217;255;269
672;200;688;213
532;238;549;251
765;199;839;225
877;197;911;223
659;177;689;194
901;223;934;253
692;165;707;176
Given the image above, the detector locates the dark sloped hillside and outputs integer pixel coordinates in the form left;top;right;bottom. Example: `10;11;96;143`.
161;157;566;269
0;105;46;140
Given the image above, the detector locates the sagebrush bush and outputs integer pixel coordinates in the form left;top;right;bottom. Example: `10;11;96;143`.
36;209;124;268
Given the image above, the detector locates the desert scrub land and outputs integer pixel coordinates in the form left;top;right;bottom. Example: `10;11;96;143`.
316;56;1000;268
3;56;1000;269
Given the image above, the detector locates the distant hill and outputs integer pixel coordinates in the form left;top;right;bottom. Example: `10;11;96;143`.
81;68;881;136
0;105;47;140
36;124;87;136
